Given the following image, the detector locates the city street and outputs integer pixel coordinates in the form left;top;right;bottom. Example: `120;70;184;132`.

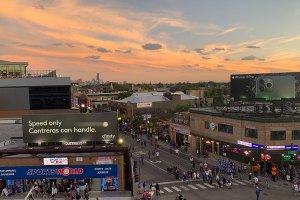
123;132;299;200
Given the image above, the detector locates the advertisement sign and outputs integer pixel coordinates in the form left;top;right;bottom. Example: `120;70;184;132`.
231;72;300;102
22;113;118;143
0;164;117;180
137;102;152;108
43;157;68;165
237;140;252;147
96;157;113;165
102;177;118;191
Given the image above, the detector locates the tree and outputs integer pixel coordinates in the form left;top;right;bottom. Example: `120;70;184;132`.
117;91;133;100
175;104;192;113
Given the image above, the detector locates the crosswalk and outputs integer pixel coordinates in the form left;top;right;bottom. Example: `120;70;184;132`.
156;179;249;194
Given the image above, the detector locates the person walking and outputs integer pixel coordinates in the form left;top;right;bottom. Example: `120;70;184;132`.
142;181;146;191
155;183;160;196
265;178;270;189
254;176;258;186
255;185;262;200
216;174;221;188
51;185;57;200
175;148;179;156
156;151;160;160
248;172;252;184
148;150;151;159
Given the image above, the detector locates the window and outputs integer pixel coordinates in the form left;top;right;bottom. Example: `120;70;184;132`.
270;131;286;140
245;128;258;138
292;130;300;140
205;121;209;129
218;124;233;134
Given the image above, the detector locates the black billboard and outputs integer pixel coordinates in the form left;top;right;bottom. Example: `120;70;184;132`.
22;112;118;143
231;72;300;102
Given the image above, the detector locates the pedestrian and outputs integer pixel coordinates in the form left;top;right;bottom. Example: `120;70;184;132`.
142;181;146;191
265;178;270;189
155;183;160;196
175;148;179;156
254;176;258;185
216;174;221;188
148;150;151;159
156;151;160;160
51;185;57;200
248;172;252;184
255;186;262;200
140;155;144;164
222;176;226;186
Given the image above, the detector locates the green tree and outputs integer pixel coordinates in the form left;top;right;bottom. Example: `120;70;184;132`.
117;91;133;100
175;104;192;113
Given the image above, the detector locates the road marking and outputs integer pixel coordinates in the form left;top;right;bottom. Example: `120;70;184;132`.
232;182;238;186
171;186;181;192
235;180;246;185
242;180;249;184
163;187;173;193
149;160;162;163
213;183;219;187
203;183;215;188
180;185;190;191
159;190;164;194
158;180;184;185
196;184;207;189
187;184;198;190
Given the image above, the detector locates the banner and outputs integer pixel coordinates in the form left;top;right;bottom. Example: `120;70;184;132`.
22;113;118;143
0;164;117;180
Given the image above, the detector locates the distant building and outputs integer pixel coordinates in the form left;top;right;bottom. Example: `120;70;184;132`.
0;60;72;118
109;92;198;119
96;72;100;82
0;60;28;77
87;92;120;110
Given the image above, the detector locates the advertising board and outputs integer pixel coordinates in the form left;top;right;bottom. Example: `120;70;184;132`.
22;112;118;143
43;157;68;165
231;72;300;102
0;164;117;180
137;102;152;108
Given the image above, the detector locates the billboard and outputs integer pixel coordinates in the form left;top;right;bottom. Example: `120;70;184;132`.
0;164;117;180
22;112;118;143
43;157;68;165
231;72;300;102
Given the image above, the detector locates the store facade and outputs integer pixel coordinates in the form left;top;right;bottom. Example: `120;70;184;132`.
0;112;131;194
189;108;300;168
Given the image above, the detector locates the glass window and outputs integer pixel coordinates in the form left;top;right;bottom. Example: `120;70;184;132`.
218;124;233;134
292;130;300;140
205;121;209;129
245;128;258;138
270;131;286;140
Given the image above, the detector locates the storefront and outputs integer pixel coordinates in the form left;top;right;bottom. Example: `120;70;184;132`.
0;112;132;195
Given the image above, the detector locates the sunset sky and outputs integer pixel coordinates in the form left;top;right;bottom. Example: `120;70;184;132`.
1;0;300;83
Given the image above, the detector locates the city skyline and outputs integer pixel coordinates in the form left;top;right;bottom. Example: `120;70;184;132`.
0;0;300;83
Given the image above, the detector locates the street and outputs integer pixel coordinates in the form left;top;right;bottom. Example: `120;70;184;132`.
123;132;299;200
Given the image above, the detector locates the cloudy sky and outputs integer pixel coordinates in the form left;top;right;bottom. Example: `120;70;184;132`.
1;0;300;83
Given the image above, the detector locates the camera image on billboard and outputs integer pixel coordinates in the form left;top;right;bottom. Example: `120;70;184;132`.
255;75;295;100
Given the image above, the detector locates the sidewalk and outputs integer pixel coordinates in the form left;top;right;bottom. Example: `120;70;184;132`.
0;191;132;200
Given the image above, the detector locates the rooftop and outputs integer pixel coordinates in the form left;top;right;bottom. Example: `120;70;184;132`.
115;92;198;103
0;60;28;66
190;107;300;122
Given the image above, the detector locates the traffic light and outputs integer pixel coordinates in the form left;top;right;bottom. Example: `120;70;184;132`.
134;174;139;183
